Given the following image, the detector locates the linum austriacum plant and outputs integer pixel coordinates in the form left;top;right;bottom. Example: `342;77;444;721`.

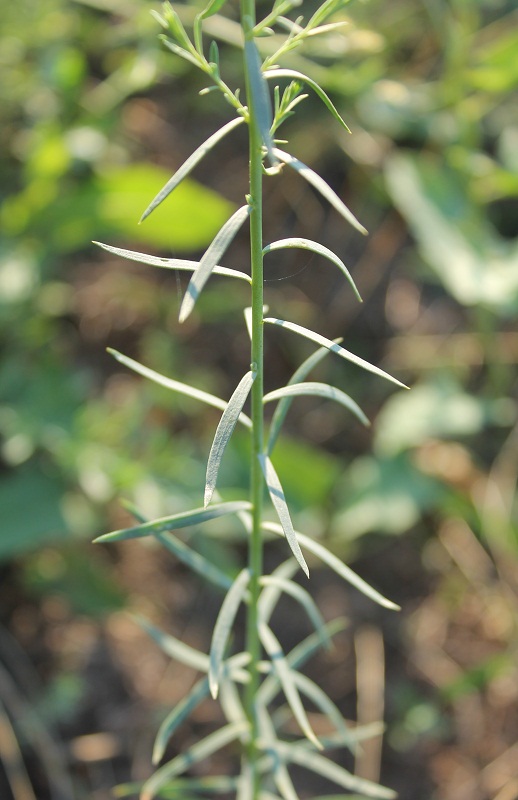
94;0;407;798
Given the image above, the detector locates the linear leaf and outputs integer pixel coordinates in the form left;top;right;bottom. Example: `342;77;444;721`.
135;617;209;673
258;454;309;578
259;623;321;750
288;672;354;751
107;348;252;428
160;36;204;70
264;318;407;389
153;677;210;764
273;742;396;799
265;69;350;133
219;673;248;728
205;371;256;507
199;0;228;19
141;722;248;800
244;39;278;165
257;559;299;624
260;576;330;651
156;532;233;590
180;204;251;322
258;619;348;708
263;237;360;300
262;521;400;611
257;708;301;800
93;241;251;283
264;382;369;427
140;116;244;221
210;569;251;698
273;148;367;235
94;501;253;543
267;340;341;454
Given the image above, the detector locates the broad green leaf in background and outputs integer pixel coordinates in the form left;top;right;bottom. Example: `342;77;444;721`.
385;153;518;312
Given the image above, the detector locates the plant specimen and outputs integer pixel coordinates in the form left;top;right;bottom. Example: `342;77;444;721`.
94;0;406;797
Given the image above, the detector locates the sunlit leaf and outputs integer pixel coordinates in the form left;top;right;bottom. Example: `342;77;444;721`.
264;318;407;389
205;371;256;506
210;569;251;698
180;205;251;322
287;672;354;750
107;348;252;428
258;454;309;577
153;677;211;764
244;39;278;165
141;722;248;800
257;708;300;800
265;69;350;133
141;117;244;222
259;623;321;749
264;381;369;428
156;531;233;590
263;237;360;300
262;521;399;611
94;501;253;543
94;241;251;283
219;672;248;728
257;559;299;624
273;149;367;235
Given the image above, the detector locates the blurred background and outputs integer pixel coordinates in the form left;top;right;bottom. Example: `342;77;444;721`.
1;0;517;798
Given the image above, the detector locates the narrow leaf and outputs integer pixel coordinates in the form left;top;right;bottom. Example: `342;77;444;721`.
260;576;330;650
141;116;244;221
258;454;309;578
262;521;400;611
209;569;251;698
244;39;278;165
265;69;350;133
267;340;341;454
264;382;369;427
136;617;210;673
107;348;252;428
94;241;251;283
156;531;233;590
141;722;248;800
264;317;407;389
257;559;299;624
257;708;301;800
273;149;367;235
288;672;354;750
180;205;251;322
263;237;360;300
94;501;253;543
205;371;256;507
219;672;248;728
160;36;204;70
200;0;228;19
153;677;210;764
274;742;396;799
259;623;322;750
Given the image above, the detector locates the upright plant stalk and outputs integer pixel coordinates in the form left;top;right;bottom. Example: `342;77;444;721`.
95;2;407;798
242;1;265;791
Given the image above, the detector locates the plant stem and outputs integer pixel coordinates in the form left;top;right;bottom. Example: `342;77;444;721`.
242;0;264;794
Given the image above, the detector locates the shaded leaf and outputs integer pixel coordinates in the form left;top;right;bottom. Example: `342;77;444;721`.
258;454;309;577
136;616;209;673
156;531;233;590
273;149;367;235
259;575;331;650
107;348;252;428
259;623;321;749
210;569;251;698
180;205;251;322
153;677;211;764
95;501;253;543
141;722;248;800
205;371;256;506
264;317;407;389
263;237;360;300
94;241;251;283
141;116;245;221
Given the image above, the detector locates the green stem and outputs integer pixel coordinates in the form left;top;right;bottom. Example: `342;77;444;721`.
242;0;264;795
